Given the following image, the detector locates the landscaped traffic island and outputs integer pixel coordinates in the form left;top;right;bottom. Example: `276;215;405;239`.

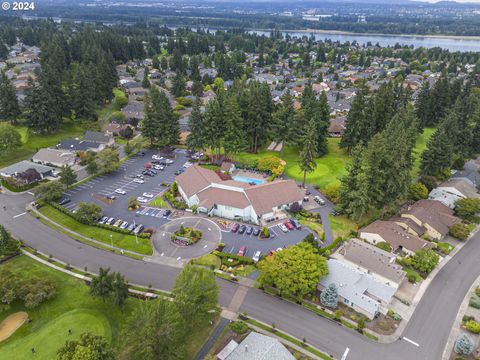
171;225;202;246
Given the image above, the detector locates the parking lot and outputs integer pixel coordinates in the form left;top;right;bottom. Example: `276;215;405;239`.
61;149;188;230
221;222;311;260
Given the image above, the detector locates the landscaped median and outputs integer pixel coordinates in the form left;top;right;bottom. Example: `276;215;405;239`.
34;204;153;255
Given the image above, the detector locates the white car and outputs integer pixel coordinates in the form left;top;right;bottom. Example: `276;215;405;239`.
115;189;126;195
154;165;165;170
133;178;145;184
252;251;262;263
137;197;148;203
142;192;154;198
165;159;174;165
279;224;289;233
152;155;163;160
113;219;123;227
183;161;193;168
120;221;129;229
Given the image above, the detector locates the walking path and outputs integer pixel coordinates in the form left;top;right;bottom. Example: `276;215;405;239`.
193;318;230;360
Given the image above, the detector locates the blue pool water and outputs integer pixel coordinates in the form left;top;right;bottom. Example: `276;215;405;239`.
232;175;266;185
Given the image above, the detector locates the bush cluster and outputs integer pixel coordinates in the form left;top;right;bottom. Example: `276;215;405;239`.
212;250;255;266
229;321;249;334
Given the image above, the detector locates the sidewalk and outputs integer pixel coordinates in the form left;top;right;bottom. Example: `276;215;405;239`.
442;274;480;360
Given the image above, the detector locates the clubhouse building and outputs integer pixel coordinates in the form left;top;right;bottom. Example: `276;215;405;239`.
176;165;304;225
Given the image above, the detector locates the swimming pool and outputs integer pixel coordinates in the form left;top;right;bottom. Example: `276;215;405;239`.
232;175;266;185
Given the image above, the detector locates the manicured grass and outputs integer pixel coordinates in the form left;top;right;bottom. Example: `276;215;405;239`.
192;254;222;269
237;138;350;191
148;195;168;208
0;121;85;168
404;268;422;283
38;204;153;255
186;316;219;360
328;215;358;239
412;127;435;176
436;242;454;255
0;255;136;359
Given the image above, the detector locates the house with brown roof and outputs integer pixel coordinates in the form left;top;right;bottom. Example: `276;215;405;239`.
359;220;433;256
176;166;304;225
333;238;406;289
400;199;461;240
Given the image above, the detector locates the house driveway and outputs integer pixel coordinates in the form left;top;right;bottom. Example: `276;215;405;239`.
151;217;222;259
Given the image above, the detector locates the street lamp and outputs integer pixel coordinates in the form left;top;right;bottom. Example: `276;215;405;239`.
110;234;113;247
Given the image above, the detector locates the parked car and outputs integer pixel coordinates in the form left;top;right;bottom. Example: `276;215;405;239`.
144;163;152;169
165;159;174;165
113;219;123;227
231;223;240;233
115;188;126;195
106;217;115;225
303;196;309;202
246;226;253;235
237;246;247;257
120;221;129;229
174;169;184;175
252;251;262;262
238;225;247;234
252;228;260;237
314;196;326;206
126;223;136;232
163;209;172;218
152;155;163;160
58;197;71;206
279;224;289;233
98;216;108;224
142;192;154;198
133;224;144;235
133;178;145;184
137;197;148;203
135;174;144;179
284;220;294;231
106;194;116;200
154;165;165;170
290;218;302;230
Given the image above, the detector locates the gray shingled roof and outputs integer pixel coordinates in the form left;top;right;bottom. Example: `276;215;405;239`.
0;160;54;176
224;332;295;360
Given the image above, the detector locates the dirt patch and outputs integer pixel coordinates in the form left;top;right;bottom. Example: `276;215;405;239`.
0;312;28;342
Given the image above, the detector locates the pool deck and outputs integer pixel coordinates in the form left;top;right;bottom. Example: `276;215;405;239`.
233;169;269;182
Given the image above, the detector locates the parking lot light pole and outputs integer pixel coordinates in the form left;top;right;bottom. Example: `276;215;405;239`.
133;219;138;244
110;234;113;247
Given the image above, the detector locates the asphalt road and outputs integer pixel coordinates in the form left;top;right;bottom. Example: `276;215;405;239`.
1;192;479;360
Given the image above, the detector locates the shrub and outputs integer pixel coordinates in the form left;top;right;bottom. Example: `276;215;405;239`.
449;223;470;241
229;321;249;334
261;226;270;238
462;315;475;323
320;283;338;309
419;175;437;192
375;241;392;252
323;183;341;203
409;182;429;201
465;320;480;334
454;333;474;355
407;273;418;283
357;317;365;333
469;294;480;309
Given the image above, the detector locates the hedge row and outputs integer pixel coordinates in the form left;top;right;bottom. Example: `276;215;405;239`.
164;191;187;210
318;237;345;255
212;250;255;265
49;202;151;238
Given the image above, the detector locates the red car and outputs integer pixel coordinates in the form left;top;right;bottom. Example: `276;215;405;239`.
237;246;247;257
231;223;240;233
284;220;294;231
144;162;152;169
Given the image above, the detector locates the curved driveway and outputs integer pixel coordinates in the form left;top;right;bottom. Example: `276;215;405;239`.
1;192;478;360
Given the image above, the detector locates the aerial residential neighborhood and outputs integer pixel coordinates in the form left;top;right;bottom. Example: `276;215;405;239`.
2;1;480;360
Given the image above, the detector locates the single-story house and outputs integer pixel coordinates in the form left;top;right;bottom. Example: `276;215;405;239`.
328;117;346;137
318;259;397;319
400;199;461;240
57;140;105;153
360;220;433;256
83;131;115;146
32;148;76;168
333;238;406;289
429;178;480;209
0;160;55;182
217;332;294;360
176;166;304;225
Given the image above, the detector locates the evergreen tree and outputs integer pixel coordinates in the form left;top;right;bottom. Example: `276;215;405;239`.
368;82;395;136
299;118;318;187
340;84;370;150
111;272;129;309
223;96;245;161
90;267;113;302
59;166;77;188
271;92;295;153
0;72;20;123
420;127;453;177
415;82;431;129
171;72;186;97
320;283;338;308
71;65;97;121
142;66;150;89
186;100;205;151
203;92;226;157
315;91;330;156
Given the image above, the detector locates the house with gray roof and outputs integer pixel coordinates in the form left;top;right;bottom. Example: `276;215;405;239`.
32;148;76;168
318;259;396;319
429;178;480;209
217;332;294;360
333;238;406;289
84;131;114;146
57;140;105;153
0;160;55;182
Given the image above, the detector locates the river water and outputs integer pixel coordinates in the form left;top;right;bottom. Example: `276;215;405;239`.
246;29;480;52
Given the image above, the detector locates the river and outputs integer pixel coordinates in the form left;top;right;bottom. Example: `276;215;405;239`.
246;29;480;52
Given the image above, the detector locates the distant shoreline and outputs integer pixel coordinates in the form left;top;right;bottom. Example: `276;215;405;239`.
262;28;480;41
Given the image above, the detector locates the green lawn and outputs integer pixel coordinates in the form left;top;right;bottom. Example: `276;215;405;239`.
0;256;134;359
0;121;85;169
328;215;358;239
38;205;153;255
148;195;168;208
237;138;350;191
191;253;222;269
412;127;435;176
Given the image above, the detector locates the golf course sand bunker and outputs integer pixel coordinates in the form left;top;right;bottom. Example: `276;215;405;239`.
0;312;28;342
